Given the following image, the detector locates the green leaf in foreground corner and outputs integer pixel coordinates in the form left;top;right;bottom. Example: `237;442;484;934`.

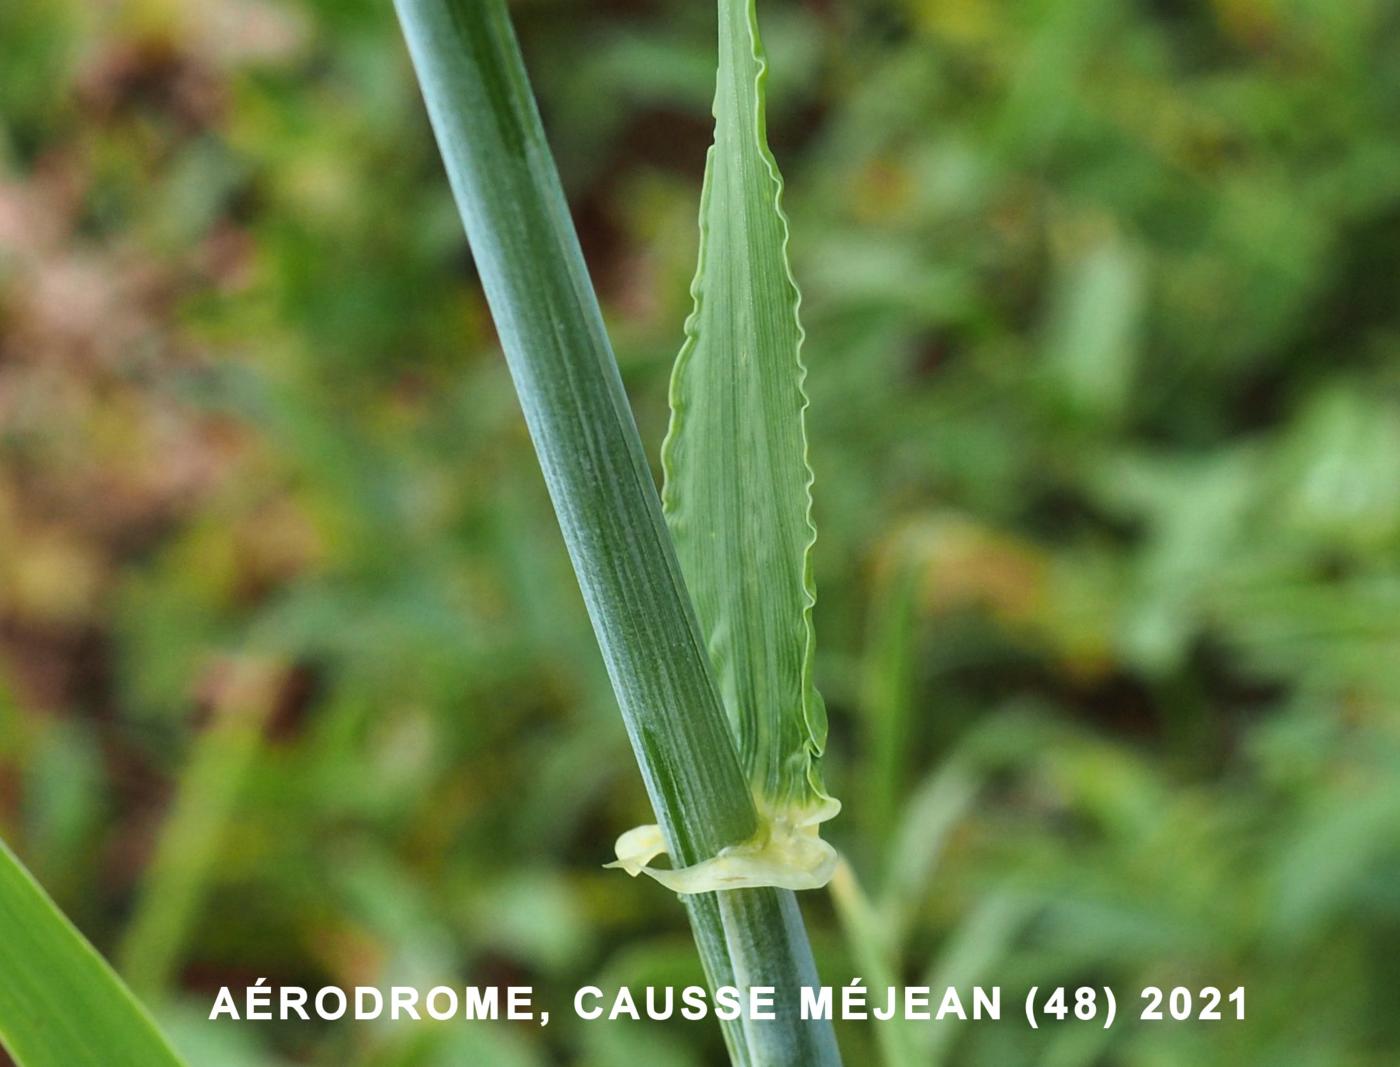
663;0;836;831
0;840;186;1067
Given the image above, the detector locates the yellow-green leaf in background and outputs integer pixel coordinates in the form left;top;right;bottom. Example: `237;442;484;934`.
0;840;186;1067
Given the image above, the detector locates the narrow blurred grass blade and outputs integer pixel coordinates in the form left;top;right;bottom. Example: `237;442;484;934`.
859;553;919;852
663;0;837;838
920;891;1035;1066
829;859;921;1067
119;659;283;995
0;840;186;1067
394;2;841;1062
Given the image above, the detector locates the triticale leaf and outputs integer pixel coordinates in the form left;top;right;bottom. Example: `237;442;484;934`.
612;0;838;892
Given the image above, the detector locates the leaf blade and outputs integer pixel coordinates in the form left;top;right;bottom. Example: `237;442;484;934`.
0;840;186;1067
663;0;834;821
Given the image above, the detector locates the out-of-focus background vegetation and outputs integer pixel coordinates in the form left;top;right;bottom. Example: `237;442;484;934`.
2;0;1399;1064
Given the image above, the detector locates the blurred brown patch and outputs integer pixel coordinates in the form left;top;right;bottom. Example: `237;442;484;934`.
77;37;224;132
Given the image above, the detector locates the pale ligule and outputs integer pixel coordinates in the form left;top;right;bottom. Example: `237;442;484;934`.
606;799;841;894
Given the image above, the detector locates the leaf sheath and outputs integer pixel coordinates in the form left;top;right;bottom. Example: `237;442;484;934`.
396;0;754;867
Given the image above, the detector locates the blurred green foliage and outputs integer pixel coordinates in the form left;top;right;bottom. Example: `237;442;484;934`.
2;0;1399;1064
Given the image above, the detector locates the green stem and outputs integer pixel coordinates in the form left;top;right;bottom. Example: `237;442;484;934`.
393;2;840;1063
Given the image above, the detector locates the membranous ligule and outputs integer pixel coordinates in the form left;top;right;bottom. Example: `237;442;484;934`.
610;797;840;894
